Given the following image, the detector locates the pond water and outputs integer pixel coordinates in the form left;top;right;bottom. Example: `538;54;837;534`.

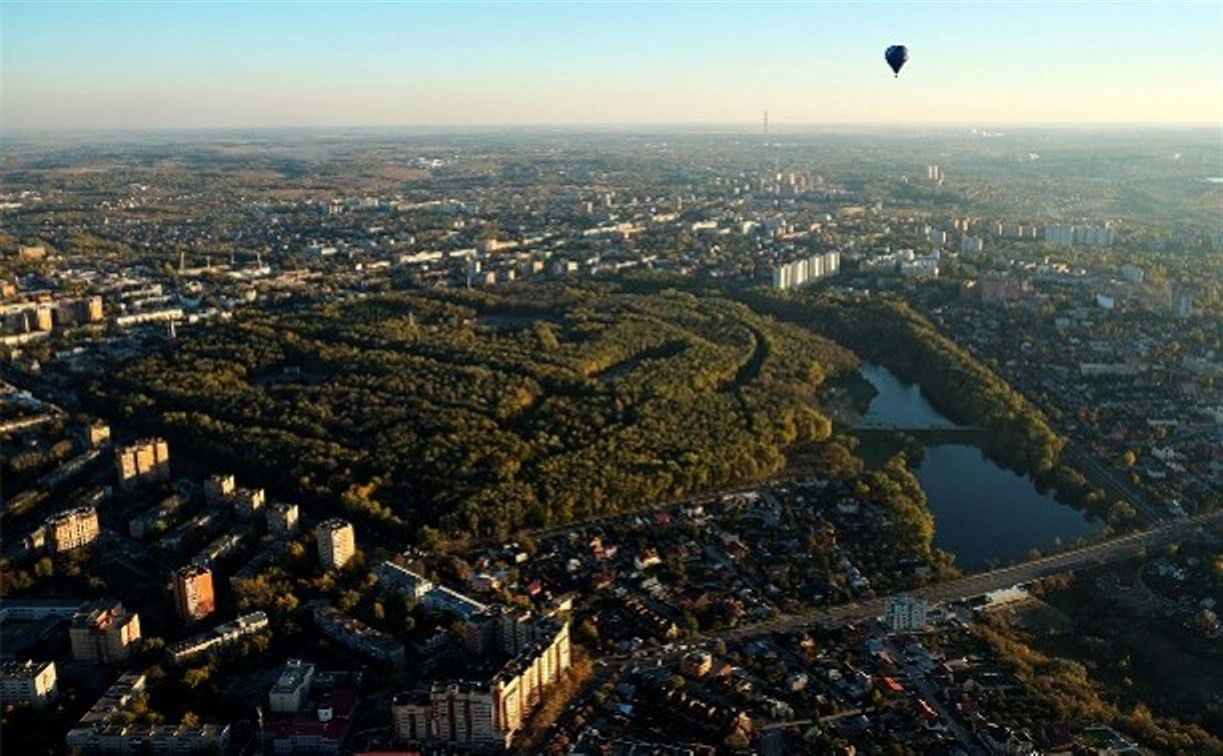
860;363;1104;569
915;445;1104;569
860;363;956;428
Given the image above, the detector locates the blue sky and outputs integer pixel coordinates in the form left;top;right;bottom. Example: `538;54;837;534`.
3;1;1221;129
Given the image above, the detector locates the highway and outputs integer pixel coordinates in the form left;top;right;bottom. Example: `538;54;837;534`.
534;508;1223;753
717;508;1223;639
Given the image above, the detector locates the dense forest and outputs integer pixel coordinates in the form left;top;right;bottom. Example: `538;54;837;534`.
976;616;1223;754
91;285;856;538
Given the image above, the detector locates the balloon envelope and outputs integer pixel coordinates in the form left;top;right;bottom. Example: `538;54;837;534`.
885;45;908;76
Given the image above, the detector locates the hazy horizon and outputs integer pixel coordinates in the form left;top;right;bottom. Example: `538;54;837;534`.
3;122;1221;144
3;1;1222;131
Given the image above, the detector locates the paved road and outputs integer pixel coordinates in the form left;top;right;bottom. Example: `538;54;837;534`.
759;707;868;732
716;508;1223;639
1063;440;1160;523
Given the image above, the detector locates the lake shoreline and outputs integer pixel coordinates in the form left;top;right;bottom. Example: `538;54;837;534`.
856;363;1104;570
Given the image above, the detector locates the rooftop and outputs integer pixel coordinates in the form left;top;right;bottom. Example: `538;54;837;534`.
71;600;133;631
0;659;53;678
272;659;315;694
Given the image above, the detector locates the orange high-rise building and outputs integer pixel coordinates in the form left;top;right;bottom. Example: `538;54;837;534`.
173;565;216;622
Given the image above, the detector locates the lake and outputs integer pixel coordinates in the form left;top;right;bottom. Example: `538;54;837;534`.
860;363;1103;569
860;363;957;428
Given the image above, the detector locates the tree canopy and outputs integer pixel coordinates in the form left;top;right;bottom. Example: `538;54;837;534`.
93;284;855;538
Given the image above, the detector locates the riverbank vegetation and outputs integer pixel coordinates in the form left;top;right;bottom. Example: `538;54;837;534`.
977;612;1222;754
754;292;1064;471
741;289;1130;526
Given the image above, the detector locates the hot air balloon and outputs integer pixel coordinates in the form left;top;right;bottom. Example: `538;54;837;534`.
885;45;908;77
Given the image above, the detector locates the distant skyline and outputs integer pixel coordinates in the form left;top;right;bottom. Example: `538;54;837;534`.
3;1;1222;131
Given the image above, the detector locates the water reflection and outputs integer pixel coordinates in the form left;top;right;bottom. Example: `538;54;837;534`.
916;445;1104;569
861;364;1103;569
860;363;957;428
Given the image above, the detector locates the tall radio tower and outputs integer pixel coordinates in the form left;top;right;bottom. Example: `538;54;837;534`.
763;109;769;136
